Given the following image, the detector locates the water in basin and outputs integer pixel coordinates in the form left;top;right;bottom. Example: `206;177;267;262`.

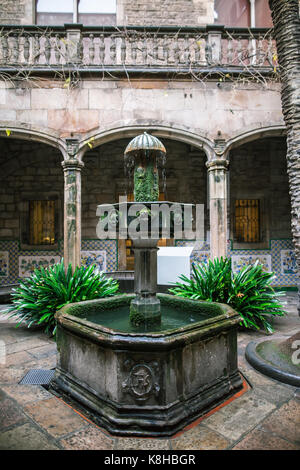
81;304;217;333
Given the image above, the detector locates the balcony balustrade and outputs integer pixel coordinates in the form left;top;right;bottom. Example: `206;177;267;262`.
0;25;277;75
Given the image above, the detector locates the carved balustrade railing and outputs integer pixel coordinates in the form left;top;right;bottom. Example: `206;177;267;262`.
0;25;277;74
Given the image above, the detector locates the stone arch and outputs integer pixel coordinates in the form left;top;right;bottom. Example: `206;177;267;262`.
227;123;292;271
0;123;65;157
0;125;65;272
78;123;215;161
0;124;67;182
224;124;286;155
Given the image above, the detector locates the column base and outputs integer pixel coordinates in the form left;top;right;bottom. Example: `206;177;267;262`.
130;295;161;327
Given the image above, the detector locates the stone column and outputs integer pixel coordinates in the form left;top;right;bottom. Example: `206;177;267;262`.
62;139;84;272
206;150;229;260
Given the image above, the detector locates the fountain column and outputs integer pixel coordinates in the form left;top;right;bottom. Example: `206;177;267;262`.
62;139;84;272
130;238;161;325
124;132;166;327
206;157;229;260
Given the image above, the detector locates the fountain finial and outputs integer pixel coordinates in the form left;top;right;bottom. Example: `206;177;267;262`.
124;132;166;202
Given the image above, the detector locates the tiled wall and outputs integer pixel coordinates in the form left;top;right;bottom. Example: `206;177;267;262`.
81;240;118;273
175;239;298;287
0;239;118;285
0;238;297;287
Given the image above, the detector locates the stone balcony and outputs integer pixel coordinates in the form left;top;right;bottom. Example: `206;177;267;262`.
0;24;277;76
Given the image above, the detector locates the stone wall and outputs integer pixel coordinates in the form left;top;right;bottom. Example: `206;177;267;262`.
0;0;214;26
0;79;284;144
0;0;34;25
117;0;214;26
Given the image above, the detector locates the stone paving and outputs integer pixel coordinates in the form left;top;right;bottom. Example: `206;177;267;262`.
0;294;299;451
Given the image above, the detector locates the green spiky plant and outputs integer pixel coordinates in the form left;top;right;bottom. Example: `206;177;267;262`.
4;260;119;336
169;257;286;333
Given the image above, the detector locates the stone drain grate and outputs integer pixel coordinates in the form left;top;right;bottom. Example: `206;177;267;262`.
19;369;55;386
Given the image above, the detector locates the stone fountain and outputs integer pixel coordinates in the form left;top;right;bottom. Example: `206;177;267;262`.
124;132;166;328
52;132;243;436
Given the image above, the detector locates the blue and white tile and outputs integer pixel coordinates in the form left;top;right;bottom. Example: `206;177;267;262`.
231;254;272;273
280;249;297;275
0;251;9;278
19;255;61;278
81;250;107;273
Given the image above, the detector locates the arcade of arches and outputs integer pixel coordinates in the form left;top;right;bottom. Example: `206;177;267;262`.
0;132;296;288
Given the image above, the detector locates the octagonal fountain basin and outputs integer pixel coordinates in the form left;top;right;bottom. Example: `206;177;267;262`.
52;294;243;437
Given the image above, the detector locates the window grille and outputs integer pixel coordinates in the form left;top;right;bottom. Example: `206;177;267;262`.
29;200;56;245
234;199;260;243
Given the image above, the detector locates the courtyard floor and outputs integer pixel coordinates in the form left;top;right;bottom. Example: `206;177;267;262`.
0;293;299;451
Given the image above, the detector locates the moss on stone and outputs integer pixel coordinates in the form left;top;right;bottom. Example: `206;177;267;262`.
157;293;223;316
58;294;135;318
134;163;159;202
129;302;161;327
129;305;146;327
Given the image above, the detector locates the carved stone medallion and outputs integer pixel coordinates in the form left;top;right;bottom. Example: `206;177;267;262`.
122;359;160;402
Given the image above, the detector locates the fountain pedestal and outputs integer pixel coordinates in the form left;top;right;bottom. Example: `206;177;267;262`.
130;238;161;327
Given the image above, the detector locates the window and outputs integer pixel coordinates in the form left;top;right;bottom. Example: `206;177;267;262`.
36;0;117;26
78;0;117;14
214;0;250;27
234;199;260;243
29;200;56;245
36;0;73;24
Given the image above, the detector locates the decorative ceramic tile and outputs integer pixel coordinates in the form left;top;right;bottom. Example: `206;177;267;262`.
231;254;272;273
281;249;297;275
0;251;9;277
175;240;210;251
81;250;107;273
82;240;117;271
176;239;298;286
0;238;297;287
175;240;195;248
19;256;61;278
0;241;18;284
191;251;210;266
229;239;297;286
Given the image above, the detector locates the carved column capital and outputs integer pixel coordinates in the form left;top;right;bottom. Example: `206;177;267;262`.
62;159;84;172
206;158;229;172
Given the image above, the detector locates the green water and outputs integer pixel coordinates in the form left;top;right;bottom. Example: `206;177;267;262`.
82;305;213;333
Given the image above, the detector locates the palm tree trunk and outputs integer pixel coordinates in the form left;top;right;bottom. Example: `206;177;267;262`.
269;0;300;313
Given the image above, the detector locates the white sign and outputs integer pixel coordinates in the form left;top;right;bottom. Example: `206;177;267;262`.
157;246;194;285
